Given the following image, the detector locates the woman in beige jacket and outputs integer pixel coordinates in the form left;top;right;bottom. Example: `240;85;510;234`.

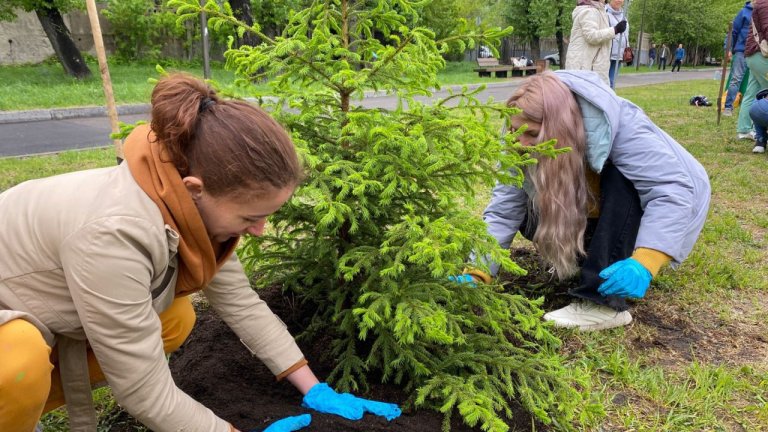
0;74;399;432
565;0;627;85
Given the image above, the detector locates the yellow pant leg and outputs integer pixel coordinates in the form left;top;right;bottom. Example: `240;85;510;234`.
43;296;197;413
159;295;196;353
0;319;54;432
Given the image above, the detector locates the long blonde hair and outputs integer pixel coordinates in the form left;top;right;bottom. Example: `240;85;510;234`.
506;71;589;279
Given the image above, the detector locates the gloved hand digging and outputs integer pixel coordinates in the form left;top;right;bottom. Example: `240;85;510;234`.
597;257;651;299
258;414;312;432
614;19;627;34
301;383;401;421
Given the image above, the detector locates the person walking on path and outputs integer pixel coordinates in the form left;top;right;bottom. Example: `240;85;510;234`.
739;0;768;148
649;44;656;68
565;0;626;86
658;43;670;70
723;1;754;117
0;73;400;432
606;0;629;88
671;43;685;72
457;70;711;332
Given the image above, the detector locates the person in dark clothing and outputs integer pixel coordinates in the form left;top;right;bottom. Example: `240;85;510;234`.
658;44;670;70
671;43;685;72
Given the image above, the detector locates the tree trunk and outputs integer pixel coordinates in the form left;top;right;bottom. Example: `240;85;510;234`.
556;8;567;69
35;6;91;79
530;36;541;61
229;0;259;47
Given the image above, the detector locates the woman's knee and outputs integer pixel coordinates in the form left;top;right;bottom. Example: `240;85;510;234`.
749;98;768;127
159;296;196;353
0;319;53;430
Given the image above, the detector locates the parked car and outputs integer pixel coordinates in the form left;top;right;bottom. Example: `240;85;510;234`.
544;53;560;66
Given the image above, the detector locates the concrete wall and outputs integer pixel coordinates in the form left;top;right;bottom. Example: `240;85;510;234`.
0;8;113;66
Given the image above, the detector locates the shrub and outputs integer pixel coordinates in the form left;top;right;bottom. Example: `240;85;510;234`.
169;0;591;430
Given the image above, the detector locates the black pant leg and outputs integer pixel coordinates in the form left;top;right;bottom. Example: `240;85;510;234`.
569;162;643;311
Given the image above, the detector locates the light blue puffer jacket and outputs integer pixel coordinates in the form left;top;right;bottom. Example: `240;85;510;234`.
479;70;711;276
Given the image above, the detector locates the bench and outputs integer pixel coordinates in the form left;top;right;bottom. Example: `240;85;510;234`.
510;65;538;77
474;58;515;78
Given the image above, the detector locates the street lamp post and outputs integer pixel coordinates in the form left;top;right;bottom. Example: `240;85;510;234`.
635;0;647;71
201;1;211;79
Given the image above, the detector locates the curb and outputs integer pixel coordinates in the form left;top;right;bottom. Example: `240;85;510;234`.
0;104;151;125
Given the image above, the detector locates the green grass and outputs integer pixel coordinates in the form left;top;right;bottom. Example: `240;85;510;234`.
0;148;115;190
6;78;768;431
0;59;239;110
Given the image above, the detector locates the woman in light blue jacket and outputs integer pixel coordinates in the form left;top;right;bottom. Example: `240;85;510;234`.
465;70;710;331
606;0;628;88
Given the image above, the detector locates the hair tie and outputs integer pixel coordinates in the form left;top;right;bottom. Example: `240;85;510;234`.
199;97;216;113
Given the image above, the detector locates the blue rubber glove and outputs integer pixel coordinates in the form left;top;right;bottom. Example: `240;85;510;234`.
301;383;401;421
260;414;311;432
448;274;476;287
597;258;652;299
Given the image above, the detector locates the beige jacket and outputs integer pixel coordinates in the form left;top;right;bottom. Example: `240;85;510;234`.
0;163;305;431
565;1;616;85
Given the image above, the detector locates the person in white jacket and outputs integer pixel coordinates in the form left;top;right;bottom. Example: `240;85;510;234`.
0;73;399;432
606;0;629;88
459;71;710;331
565;0;627;86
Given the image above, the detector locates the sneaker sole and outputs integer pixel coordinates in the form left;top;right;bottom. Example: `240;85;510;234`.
578;312;632;331
545;311;633;331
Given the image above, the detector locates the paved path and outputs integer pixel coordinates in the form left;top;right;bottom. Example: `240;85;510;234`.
0;69;715;157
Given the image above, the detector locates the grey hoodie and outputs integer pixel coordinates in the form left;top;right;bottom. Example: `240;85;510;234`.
479;70;711;276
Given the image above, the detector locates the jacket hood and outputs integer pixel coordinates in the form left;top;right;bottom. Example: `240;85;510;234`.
554;70;621;172
577;0;603;7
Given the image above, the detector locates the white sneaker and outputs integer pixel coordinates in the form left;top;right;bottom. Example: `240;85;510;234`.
738;131;756;140
543;301;632;331
723;108;733;116
753;144;766;153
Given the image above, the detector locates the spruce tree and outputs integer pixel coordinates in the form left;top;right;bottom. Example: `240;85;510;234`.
169;0;590;430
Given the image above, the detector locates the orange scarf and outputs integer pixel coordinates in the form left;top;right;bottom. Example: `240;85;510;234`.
123;124;238;297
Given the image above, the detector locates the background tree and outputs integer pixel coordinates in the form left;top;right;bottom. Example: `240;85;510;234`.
228;0;303;46
416;0;462;41
630;0;745;61
170;0;597;430
502;0;572;63
0;0;91;78
456;0;505;28
103;0;183;60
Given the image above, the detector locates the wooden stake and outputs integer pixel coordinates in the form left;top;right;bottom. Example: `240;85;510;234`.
717;23;733;126
84;0;123;162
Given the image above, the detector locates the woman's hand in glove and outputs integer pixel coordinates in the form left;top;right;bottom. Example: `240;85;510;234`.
597;257;651;299
614;19;627;34
301;383;401;421
257;414;312;432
